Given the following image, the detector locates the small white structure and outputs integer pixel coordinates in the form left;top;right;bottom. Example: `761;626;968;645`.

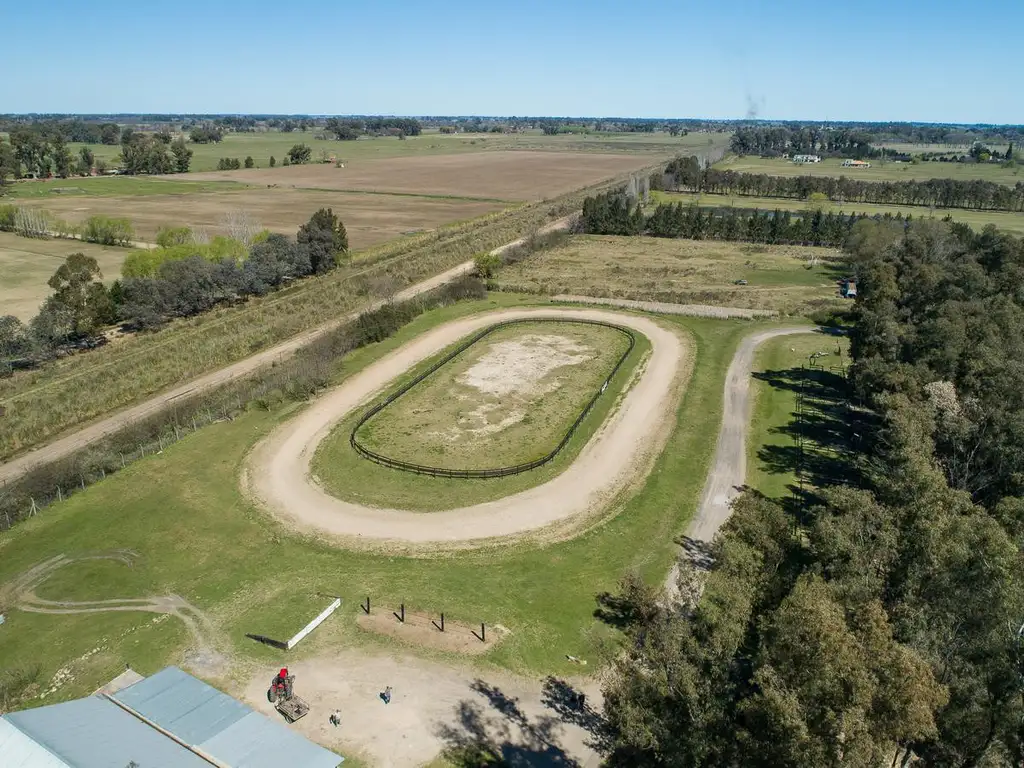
842;159;871;168
792;154;821;164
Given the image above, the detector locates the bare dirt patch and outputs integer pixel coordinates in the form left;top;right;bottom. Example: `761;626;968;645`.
356;609;501;655
185;151;656;201
239;652;607;768
21;188;503;249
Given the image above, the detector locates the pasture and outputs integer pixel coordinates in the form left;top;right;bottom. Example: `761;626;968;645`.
65;128;723;174
353;321;630;470
493;234;847;316
650;190;1024;236
0;233;126;321
312;315;648;511
19;187;506;248
185;151;661;201
0;294;753;705
715;154;1024;185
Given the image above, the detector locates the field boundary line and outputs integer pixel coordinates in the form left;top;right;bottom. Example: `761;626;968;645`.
551;295;778;319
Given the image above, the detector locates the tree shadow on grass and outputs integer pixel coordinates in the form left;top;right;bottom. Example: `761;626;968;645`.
752;363;875;522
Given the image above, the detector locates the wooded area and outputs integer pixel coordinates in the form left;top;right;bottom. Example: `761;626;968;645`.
601;220;1024;767
666;155;1024;211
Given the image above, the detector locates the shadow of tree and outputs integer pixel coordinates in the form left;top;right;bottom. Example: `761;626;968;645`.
541;676;612;753
437;689;578;768
592;591;636;629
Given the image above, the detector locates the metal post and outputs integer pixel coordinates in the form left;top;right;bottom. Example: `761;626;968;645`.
363;597;370;615
481;623;485;642
441;613;444;632
394;604;405;623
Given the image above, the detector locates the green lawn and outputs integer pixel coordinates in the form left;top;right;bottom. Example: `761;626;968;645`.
650;190;1024;236
747;333;850;499
714;153;1023;186
59;129;727;175
0;294;755;704
314;310;649;510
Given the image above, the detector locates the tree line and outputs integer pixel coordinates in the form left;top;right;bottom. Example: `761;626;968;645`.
601;219;1024;767
324;117;423;140
0;209;348;372
666;155;1024;211
581;188;932;247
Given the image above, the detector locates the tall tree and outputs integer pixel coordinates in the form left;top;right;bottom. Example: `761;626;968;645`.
46;253;115;337
76;146;94;176
170;138;192;173
296;208;348;274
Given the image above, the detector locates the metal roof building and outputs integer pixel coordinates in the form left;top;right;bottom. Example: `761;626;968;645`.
0;667;343;768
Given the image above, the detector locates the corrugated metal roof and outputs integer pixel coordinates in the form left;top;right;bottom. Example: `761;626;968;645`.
3;697;208;768
0;717;71;768
114;666;250;745
201;711;343;768
115;666;343;768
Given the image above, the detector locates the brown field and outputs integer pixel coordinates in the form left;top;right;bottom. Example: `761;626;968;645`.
183;151;659;201
0;232;127;320
22;188;505;248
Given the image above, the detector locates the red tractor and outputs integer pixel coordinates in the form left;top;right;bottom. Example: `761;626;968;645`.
267;667;309;722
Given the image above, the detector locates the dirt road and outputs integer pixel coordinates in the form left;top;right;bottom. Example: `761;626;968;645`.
243;308;687;548
665;326;816;599
0;219;572;486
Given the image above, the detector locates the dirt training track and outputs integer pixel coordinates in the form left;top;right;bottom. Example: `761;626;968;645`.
243;308;687;547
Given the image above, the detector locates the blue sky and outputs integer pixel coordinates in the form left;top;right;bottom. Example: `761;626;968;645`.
2;0;1020;123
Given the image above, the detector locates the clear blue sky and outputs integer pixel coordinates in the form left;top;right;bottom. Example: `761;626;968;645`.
3;0;1020;124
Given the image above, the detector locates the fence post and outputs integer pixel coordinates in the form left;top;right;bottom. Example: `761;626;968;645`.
57;487;63;502
393;604;405;623
120;452;126;468
174;424;179;440
158;435;163;452
192;416;198;431
363;597;370;615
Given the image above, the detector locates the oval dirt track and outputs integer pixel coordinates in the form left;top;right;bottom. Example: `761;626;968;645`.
243;308;687;547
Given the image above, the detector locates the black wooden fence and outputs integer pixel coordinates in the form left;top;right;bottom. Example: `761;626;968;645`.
349;318;636;478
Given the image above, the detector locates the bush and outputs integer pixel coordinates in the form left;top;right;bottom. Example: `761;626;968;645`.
156;226;193;248
0;204;16;231
82;215;134;246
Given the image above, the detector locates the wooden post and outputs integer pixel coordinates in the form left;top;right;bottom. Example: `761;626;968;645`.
481;623;485;642
363;597;370;615
441;613;445;632
394;604;404;623
120;452;126;468
57;486;63;502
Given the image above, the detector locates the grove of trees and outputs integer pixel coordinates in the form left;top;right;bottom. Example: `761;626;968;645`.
601;220;1024;767
665;155;1024;211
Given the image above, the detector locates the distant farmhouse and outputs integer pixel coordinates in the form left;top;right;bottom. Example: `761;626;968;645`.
791;154;821;164
842;159;871;168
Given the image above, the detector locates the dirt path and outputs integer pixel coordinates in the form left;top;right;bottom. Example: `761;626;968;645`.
5;553;225;674
0;219;572;486
665;326;816;599
240;652;607;768
553;295;778;319
243;308;687;548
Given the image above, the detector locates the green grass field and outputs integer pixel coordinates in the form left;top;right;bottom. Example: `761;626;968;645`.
715;154;1024;186
314;310;649;510
494;234;847;316
747;333;850;500
0;293;755;705
60;129;727;175
355;321;630;469
650;190;1024;236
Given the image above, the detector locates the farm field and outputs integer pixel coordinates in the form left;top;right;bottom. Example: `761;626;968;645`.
313;315;649;511
715;154;1024;185
354;321;630;470
19;187;506;247
64;128;727;174
0;233;127;321
0;294;752;706
5;176;250;200
0;186;602;462
873;141;1012;156
184;151;662;201
494;234;847;316
651;190;1024;236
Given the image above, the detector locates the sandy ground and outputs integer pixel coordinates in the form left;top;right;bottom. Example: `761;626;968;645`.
0;219;572;485
665;326;817;598
552;295;779;319
242;308;685;548
240;652;606;768
21;188;502;247
185;151;657;201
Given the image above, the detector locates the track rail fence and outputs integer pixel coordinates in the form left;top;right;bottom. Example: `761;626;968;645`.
349;318;636;478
